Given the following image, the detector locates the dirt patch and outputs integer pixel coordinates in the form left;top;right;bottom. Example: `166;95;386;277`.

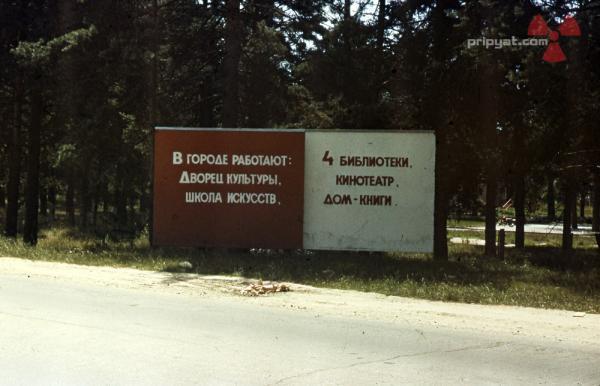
240;280;290;296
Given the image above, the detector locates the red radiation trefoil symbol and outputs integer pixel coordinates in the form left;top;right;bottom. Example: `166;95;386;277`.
528;14;581;63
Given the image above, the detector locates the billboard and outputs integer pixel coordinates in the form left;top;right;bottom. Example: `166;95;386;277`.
153;128;434;252
153;128;305;248
303;131;435;252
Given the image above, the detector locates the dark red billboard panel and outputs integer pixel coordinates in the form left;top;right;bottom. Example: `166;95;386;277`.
153;128;304;249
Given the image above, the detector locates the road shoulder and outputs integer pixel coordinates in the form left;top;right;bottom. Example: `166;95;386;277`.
1;256;598;348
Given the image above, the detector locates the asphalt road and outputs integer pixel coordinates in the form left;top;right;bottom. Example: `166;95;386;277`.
1;262;599;385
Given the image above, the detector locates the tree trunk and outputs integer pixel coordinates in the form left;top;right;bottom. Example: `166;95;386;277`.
484;169;497;257
5;76;23;238
514;172;525;249
115;165;128;227
148;0;159;245
116;190;127;227
66;176;76;226
376;0;385;49
48;183;56;222
222;0;242;127
140;188;149;218
480;60;499;258
433;131;448;260
571;189;578;230
129;194;137;227
23;85;43;245
103;193;110;214
593;172;600;248
39;183;48;217
562;27;581;245
39;147;48;218
344;0;351;20
547;174;555;221
79;172;90;229
374;0;386;103
562;178;574;252
429;0;454;261
92;195;98;227
579;189;585;219
512;121;526;249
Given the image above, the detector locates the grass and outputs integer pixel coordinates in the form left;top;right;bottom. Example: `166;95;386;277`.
0;225;599;314
447;218;485;228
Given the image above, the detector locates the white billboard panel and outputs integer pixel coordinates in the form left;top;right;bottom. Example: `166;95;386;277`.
303;131;435;252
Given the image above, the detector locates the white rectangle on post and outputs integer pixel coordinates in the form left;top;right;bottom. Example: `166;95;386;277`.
303;131;435;252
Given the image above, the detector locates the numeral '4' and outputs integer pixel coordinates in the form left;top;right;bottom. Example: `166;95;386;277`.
322;151;333;165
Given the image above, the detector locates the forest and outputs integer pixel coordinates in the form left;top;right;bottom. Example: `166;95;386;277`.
1;0;599;260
